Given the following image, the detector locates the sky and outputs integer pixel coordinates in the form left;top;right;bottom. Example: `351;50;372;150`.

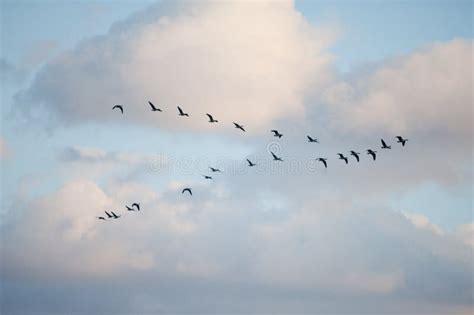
0;0;472;314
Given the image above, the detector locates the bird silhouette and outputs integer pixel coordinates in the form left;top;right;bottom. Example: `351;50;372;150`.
307;136;319;143
126;205;135;211
97;216;106;220
111;211;121;219
396;136;408;146
246;159;256;167
104;211;113;218
317;158;327;168
367;149;377;161
271;130;283;138
233;122;246;132
148;101;162;112
209;167;222;173
112;105;123;114
182;188;192;195
203;175;213;180
350;151;360;162
381;139;391;149
271;151;283;161
338;153;348;164
206;114;218;123
177;106;189;117
131;203;140;211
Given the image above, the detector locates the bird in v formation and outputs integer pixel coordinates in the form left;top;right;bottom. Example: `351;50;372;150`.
103;101;407;212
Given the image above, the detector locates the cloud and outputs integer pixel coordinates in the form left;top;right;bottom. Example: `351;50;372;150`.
58;145;168;181
15;0;335;132
324;39;472;140
402;210;444;235
0;59;26;85
1;176;472;313
455;222;474;247
0;137;13;159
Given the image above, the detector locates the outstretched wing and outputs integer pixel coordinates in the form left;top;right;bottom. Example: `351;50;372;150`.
381;139;388;147
112;105;123;114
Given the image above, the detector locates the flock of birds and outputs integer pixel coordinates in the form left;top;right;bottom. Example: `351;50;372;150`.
98;102;408;221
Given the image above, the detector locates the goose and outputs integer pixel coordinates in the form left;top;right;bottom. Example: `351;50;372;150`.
112;105;123;114
177;106;189;117
338;153;348;164
381;139;391;149
271;130;283;138
148;101;162;112
182;188;192;196
396;136;408;146
206;114;218;123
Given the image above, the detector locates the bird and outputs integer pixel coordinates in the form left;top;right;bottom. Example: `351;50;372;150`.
396;136;408;146
271;130;283;138
209;167;222;173
97;216;106;220
177;106;189;117
307;136;319;143
112;105;123;114
246;159;256;167
203;175;213;180
206;114;218;123
381;139;391;149
350;151;361;162
148;101;162;112
233;122;246;132
182;188;192;195
111;211;121;219
131;203;140;211
271;151;283;161
126;205;135;211
338;153;348;164
317;158;327;168
104;211;113;218
367;149;377;161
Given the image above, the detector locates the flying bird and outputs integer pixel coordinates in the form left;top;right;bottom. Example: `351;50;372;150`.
367;149;377;161
271;151;283;162
338;153;348;164
307;136;319;143
112;105;123;114
350;151;361;162
209;167;222;173
271;130;283;138
97;216;106;220
177;106;189;117
148;101;162;112
203;175;213;180
396;136;408;146
317;158;327;168
381;139;391;149
233;122;246;132
111;211;121;219
206;114;218;123
182;188;192;196
131;203;140;211
246;159;256;167
104;211;113;218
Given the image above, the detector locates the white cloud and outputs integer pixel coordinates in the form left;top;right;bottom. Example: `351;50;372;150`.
402;210;444;235
16;0;335;132
324;39;472;139
456;222;474;247
59;145;168;180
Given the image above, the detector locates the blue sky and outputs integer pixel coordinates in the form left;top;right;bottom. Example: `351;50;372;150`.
1;1;472;314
